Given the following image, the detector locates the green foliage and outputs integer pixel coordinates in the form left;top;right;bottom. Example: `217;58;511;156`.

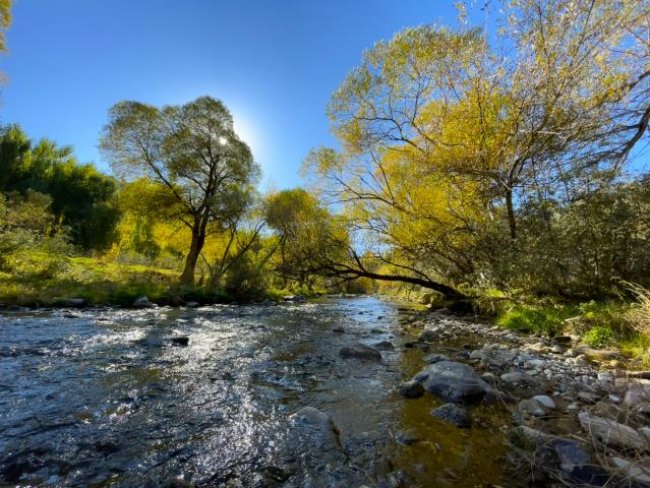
496;305;571;336
100;97;260;285
0;125;120;251
583;326;615;349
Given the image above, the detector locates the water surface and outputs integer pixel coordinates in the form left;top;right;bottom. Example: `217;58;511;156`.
0;297;518;487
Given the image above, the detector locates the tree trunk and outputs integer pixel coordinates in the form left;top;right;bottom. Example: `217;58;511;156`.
505;187;517;240
179;223;206;286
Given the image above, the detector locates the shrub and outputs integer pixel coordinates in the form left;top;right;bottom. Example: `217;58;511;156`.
583;326;615;348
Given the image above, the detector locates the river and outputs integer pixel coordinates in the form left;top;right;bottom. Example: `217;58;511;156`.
0;297;521;487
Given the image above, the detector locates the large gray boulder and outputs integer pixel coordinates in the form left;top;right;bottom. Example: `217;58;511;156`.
414;361;490;404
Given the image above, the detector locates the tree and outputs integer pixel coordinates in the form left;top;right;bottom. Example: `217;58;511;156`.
306;0;650;298
0;125;120;251
0;0;11;54
100;96;260;285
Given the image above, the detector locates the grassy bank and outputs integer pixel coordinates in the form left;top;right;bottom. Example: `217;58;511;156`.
0;256;233;307
485;293;650;364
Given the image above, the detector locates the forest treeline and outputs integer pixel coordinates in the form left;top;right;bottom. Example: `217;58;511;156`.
1;0;650;310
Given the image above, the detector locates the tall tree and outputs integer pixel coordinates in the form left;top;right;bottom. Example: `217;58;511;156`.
100;96;259;285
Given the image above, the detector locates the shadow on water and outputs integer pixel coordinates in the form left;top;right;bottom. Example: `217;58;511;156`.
0;297;524;487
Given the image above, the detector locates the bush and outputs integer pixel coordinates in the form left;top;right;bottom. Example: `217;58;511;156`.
583;326;615;348
496;305;569;336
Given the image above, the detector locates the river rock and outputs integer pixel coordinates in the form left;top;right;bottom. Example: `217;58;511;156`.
431;403;471;428
501;371;525;385
171;336;189;346
622;379;650;408
609;457;650;485
373;340;395;351
339;343;382;362
134;296;156;308
414;361;490;404
517;398;547;418
509;426;603;484
399;380;424;399
423;353;449;364
532;395;556;409
578;412;647;450
418;328;440;342
282;295;305;302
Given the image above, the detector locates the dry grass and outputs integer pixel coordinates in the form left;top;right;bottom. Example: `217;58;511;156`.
624;282;650;337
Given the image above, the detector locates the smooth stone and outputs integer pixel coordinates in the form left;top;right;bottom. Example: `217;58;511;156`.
501;371;525;384
532;395;556;409
431;403;471;428
578;412;647;450
332;327;345;333
423;353;449;364
414;361;490;404
373;340;395;351
510;426;602;484
133;296;156;308
517;398;547;417
609;457;650;484
339;343;382;362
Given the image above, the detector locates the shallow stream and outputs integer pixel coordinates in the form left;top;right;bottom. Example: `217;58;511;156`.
0;297;522;487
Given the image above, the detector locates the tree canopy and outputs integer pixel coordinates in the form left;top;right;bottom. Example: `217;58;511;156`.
101;96;260;285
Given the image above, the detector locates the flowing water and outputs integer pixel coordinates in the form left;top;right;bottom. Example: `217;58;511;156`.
0;297;521;487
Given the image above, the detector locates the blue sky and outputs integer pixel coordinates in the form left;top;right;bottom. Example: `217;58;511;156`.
0;1;459;189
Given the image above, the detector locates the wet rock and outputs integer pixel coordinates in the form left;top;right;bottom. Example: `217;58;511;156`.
373;340;395;351
501;371;524;385
418;328;439;342
134;296;156;308
423;353;449;364
516;398;547;418
532;395;556;409
399;380;424;399
431;403;471;428
332;326;346;334
395;429;420;445
171;336;189;346
414;361;490;404
282;295;305;302
578;412;647;450
185;301;199;308
339;343;382;362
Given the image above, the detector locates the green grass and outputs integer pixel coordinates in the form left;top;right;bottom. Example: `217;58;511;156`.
493;296;650;363
0;255;234;307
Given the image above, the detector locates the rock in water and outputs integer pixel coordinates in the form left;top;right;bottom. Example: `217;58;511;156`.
431;403;471;428
399;380;424;399
414;361;490;404
133;296;155;308
339;343;382;362
171;336;189;346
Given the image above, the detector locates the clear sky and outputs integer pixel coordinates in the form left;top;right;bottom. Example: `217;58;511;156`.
0;0;459;189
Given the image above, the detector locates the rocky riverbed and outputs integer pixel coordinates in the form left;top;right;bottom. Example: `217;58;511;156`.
401;309;650;487
1;297;649;487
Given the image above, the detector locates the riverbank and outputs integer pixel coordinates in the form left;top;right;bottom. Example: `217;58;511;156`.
401;308;650;486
